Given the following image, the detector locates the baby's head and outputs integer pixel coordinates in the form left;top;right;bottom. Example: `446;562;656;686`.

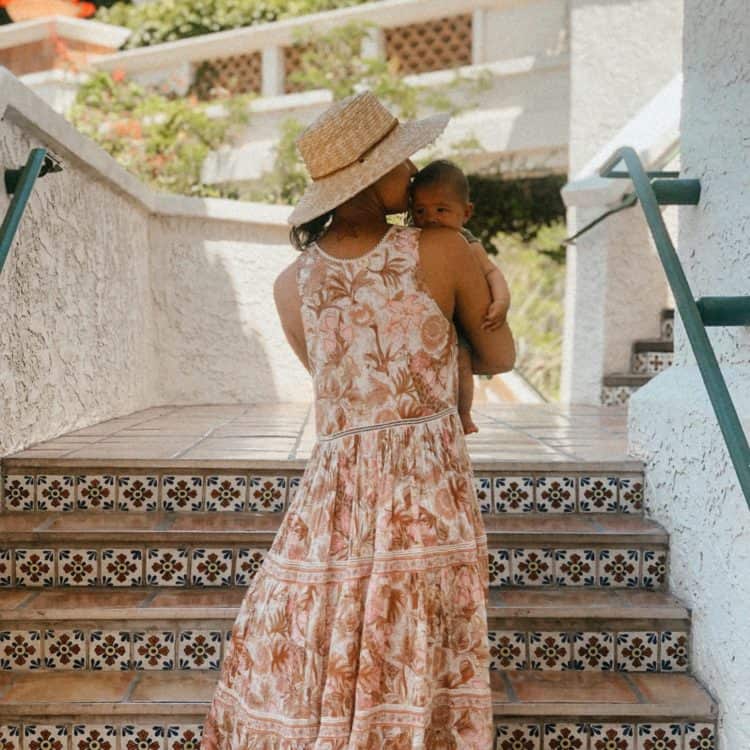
409;159;473;231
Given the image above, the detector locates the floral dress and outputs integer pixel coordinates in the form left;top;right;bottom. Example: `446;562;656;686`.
200;225;494;749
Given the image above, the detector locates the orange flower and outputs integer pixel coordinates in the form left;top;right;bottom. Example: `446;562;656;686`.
113;118;142;139
75;1;96;17
111;69;127;84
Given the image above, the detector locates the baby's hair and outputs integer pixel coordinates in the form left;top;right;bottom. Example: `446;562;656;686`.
410;159;470;202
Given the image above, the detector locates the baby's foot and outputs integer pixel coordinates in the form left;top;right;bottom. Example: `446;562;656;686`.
460;412;479;435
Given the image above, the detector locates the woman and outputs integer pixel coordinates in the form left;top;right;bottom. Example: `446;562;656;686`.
201;91;515;749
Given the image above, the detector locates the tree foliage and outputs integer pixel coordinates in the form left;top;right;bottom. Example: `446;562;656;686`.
69;71;250;194
465;173;567;256
492;224;567;400
96;0;379;48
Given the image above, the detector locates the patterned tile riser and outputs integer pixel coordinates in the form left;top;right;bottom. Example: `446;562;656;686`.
495;722;716;749
0;724;206;750
0;546;667;589
0;475;293;514
632;351;675;376
0;547;266;588
488;628;689;672
0;721;718;750
1;473;644;515
601;386;641;407
0;625;690;673
486;475;644;515
488;548;667;590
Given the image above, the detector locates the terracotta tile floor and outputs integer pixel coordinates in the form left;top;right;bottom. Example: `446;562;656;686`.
0;671;715;717
0;511;665;544
5;403;634;467
1;587;686;623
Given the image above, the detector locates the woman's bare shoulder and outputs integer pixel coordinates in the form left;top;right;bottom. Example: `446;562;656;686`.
273;254;303;301
417;226;475;276
418;226;472;256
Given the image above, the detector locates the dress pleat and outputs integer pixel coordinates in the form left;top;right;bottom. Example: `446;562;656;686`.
200;226;493;749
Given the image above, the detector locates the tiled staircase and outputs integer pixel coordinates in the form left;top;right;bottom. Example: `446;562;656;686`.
0;404;717;749
602;310;675;406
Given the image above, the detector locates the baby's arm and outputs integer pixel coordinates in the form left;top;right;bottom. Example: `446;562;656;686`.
467;242;511;331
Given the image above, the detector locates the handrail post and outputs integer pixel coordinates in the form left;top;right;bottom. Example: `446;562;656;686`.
0;148;48;274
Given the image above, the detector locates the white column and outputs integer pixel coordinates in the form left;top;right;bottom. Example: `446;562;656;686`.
471;8;486;66
261;45;285;98
562;0;683;403
361;26;385;60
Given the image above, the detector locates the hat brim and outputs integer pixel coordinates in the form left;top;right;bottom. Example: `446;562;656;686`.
287;112;450;226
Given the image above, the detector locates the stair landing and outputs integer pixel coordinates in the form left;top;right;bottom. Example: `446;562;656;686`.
4;402;633;469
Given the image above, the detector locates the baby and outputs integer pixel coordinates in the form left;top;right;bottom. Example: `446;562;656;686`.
410;159;511;435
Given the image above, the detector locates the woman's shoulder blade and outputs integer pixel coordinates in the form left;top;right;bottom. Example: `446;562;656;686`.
417;227;473;267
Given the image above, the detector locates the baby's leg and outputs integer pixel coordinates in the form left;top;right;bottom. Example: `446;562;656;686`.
457;344;478;435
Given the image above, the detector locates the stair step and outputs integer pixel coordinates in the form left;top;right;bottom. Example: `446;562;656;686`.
602;374;652;388
0;513;669;591
0;671;716;723
0;587;689;623
0;589;690;674
0;511;667;545
632;339;674;353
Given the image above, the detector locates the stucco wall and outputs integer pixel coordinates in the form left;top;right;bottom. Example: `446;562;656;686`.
149;214;311;405
0;119;156;456
568;0;683;174
483;0;568;63
561;0;682;402
0;70;311;456
629;0;750;744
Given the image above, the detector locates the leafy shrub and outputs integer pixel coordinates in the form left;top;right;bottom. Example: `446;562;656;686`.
466;172;567;252
69;71;250;194
492;224;566;400
96;0;378;48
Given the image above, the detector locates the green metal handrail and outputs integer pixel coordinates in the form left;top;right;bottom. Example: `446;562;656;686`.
0;148;55;274
600;146;750;509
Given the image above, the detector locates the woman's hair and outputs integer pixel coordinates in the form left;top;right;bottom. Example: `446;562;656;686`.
289;211;334;252
410;159;470;202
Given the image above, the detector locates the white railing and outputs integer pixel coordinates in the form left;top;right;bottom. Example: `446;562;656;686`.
90;0;526;96
0;15;131;51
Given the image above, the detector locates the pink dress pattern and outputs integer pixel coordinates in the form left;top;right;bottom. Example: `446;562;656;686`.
200;225;493;749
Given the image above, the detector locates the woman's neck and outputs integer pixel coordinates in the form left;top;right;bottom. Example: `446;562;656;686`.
326;191;390;240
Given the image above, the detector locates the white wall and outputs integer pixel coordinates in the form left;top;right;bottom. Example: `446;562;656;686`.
0;117;157;456
629;0;750;744
561;0;682;403
149;213;310;405
0;71;311;456
482;0;568;63
204;57;570;186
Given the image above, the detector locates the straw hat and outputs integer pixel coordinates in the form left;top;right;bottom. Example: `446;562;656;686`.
287;91;450;226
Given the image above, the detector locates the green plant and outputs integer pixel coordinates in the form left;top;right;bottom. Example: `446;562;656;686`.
491;223;567;400
465;173;567;252
242;22;490;204
243;118;308;204
96;0;378;48
69;71;250;194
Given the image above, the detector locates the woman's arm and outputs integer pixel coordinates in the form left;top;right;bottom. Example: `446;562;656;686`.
273;260;311;373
